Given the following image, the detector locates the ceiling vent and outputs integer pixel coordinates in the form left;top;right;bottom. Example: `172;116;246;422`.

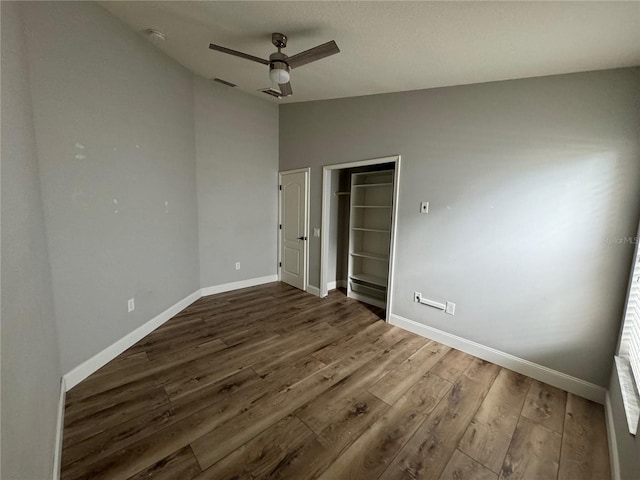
145;29;166;41
259;88;283;99
212;78;236;87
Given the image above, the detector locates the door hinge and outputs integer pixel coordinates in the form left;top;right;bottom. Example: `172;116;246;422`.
279;262;282;267
279;224;282;230
279;185;282;191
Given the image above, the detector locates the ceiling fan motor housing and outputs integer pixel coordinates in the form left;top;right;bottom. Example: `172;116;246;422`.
269;51;289;65
270;60;289;72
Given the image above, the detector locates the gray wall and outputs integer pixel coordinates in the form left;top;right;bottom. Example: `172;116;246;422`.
280;68;640;386
2;3;280;475
22;1;200;373
194;77;278;287
3;1;638;474
1;3;62;478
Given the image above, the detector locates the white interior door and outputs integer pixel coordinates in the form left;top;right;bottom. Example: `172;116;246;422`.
280;170;308;291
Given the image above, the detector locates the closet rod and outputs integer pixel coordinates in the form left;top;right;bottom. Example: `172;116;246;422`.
334;191;351;196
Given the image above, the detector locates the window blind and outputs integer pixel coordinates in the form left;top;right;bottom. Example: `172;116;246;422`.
617;245;640;435
620;252;640;389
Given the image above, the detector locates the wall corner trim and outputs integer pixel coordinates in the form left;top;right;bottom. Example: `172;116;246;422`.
306;285;321;297
389;313;607;404
52;377;66;480
200;275;278;297
605;391;622;480
63;289;202;391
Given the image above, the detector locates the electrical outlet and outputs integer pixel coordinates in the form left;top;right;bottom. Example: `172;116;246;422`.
420;201;429;214
127;298;135;313
235;262;241;270
446;301;456;315
414;291;422;303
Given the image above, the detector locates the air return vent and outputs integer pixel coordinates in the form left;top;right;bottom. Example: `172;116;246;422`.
259;88;283;99
212;78;236;87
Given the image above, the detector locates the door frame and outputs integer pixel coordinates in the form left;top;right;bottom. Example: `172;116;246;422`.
320;155;402;321
278;167;311;292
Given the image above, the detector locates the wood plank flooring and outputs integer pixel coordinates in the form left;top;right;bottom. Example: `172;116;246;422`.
61;282;611;480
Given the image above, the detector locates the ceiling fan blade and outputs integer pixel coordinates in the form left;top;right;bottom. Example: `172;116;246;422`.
209;44;270;65
279;81;293;97
286;40;340;69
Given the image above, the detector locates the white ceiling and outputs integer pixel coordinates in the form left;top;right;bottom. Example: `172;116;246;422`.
102;1;640;103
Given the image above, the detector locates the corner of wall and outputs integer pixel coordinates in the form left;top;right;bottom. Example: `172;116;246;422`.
63;289;202;390
52;377;66;480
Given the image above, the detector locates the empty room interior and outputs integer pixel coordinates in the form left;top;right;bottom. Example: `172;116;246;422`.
3;1;640;479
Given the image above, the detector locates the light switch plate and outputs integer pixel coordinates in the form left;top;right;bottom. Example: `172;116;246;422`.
313;228;321;237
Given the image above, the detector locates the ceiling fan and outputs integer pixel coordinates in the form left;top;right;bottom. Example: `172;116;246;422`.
209;33;340;97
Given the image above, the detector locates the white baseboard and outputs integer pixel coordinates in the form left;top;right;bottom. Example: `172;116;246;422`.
307;285;320;297
52;377;66;480
63;289;201;390
200;274;278;297
327;280;347;290
605;391;621;480
63;275;280;390
389;314;606;404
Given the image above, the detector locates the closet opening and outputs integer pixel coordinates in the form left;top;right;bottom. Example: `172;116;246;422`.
319;155;401;322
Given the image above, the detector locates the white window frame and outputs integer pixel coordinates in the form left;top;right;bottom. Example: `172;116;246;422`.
616;237;640;436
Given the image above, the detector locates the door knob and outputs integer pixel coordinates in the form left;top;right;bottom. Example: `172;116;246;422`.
297;236;307;241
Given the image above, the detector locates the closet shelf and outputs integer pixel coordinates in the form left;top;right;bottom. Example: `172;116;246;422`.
352;205;391;209
350;273;387;288
352;182;393;188
350;251;389;261
350;281;387;298
351;227;390;233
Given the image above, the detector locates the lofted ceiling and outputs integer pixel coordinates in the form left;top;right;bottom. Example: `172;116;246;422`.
102;1;640;103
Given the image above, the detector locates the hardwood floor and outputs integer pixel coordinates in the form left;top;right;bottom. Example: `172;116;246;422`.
61;282;611;480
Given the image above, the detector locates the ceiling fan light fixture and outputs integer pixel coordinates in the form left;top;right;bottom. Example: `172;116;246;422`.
209;33;340;99
269;62;290;84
